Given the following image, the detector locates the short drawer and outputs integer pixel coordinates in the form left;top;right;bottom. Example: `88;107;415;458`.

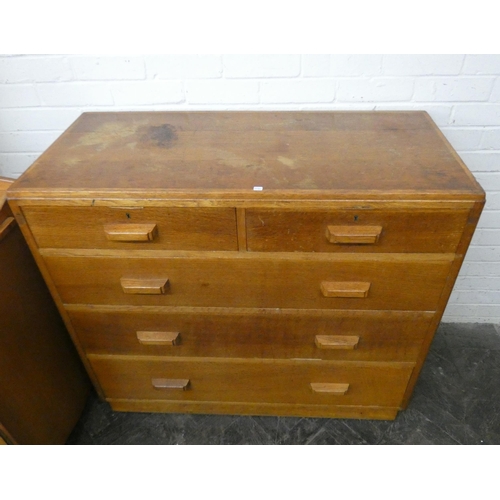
245;209;469;253
68;307;433;362
89;356;414;408
44;252;452;311
22;206;238;251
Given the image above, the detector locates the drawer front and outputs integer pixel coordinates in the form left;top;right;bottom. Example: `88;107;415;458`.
246;209;469;253
23;206;238;251
69;308;433;362
44;253;452;311
89;356;414;408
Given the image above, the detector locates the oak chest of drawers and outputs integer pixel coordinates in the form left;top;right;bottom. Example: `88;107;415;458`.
7;111;485;420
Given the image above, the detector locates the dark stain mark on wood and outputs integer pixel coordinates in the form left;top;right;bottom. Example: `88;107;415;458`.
143;124;178;148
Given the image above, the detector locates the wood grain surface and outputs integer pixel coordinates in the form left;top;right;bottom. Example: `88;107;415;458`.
246;208;469;253
7;111;484;200
66;306;433;362
89;355;414;408
42;251;453;310
23;206;238;250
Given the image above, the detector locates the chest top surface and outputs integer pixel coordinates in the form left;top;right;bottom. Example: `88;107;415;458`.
8;111;484;201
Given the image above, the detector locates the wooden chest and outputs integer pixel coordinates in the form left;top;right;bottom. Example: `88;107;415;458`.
7;111;485;420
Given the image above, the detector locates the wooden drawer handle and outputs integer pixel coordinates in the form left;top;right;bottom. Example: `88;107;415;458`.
315;335;359;350
152;378;190;390
0;217;17;243
311;383;349;395
326;225;382;244
137;331;180;345
121;277;170;295
321;281;370;298
104;223;158;242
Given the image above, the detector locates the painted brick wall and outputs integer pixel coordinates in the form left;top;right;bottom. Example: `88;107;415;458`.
0;54;499;323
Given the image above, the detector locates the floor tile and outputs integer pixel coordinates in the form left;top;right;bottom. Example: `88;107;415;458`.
377;409;462;445
439;323;500;350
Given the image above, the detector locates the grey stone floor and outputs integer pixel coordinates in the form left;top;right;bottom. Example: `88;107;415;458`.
66;323;500;445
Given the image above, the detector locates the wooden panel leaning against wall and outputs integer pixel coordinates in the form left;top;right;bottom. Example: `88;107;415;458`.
0;177;90;445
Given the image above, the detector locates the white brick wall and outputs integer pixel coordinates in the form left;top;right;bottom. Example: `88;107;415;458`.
70;56;146;81
0;54;499;323
223;55;301;78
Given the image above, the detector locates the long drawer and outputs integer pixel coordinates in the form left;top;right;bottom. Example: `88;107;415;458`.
89;356;414;408
246;209;469;253
43;252;453;310
68;307;433;362
22;206;238;251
